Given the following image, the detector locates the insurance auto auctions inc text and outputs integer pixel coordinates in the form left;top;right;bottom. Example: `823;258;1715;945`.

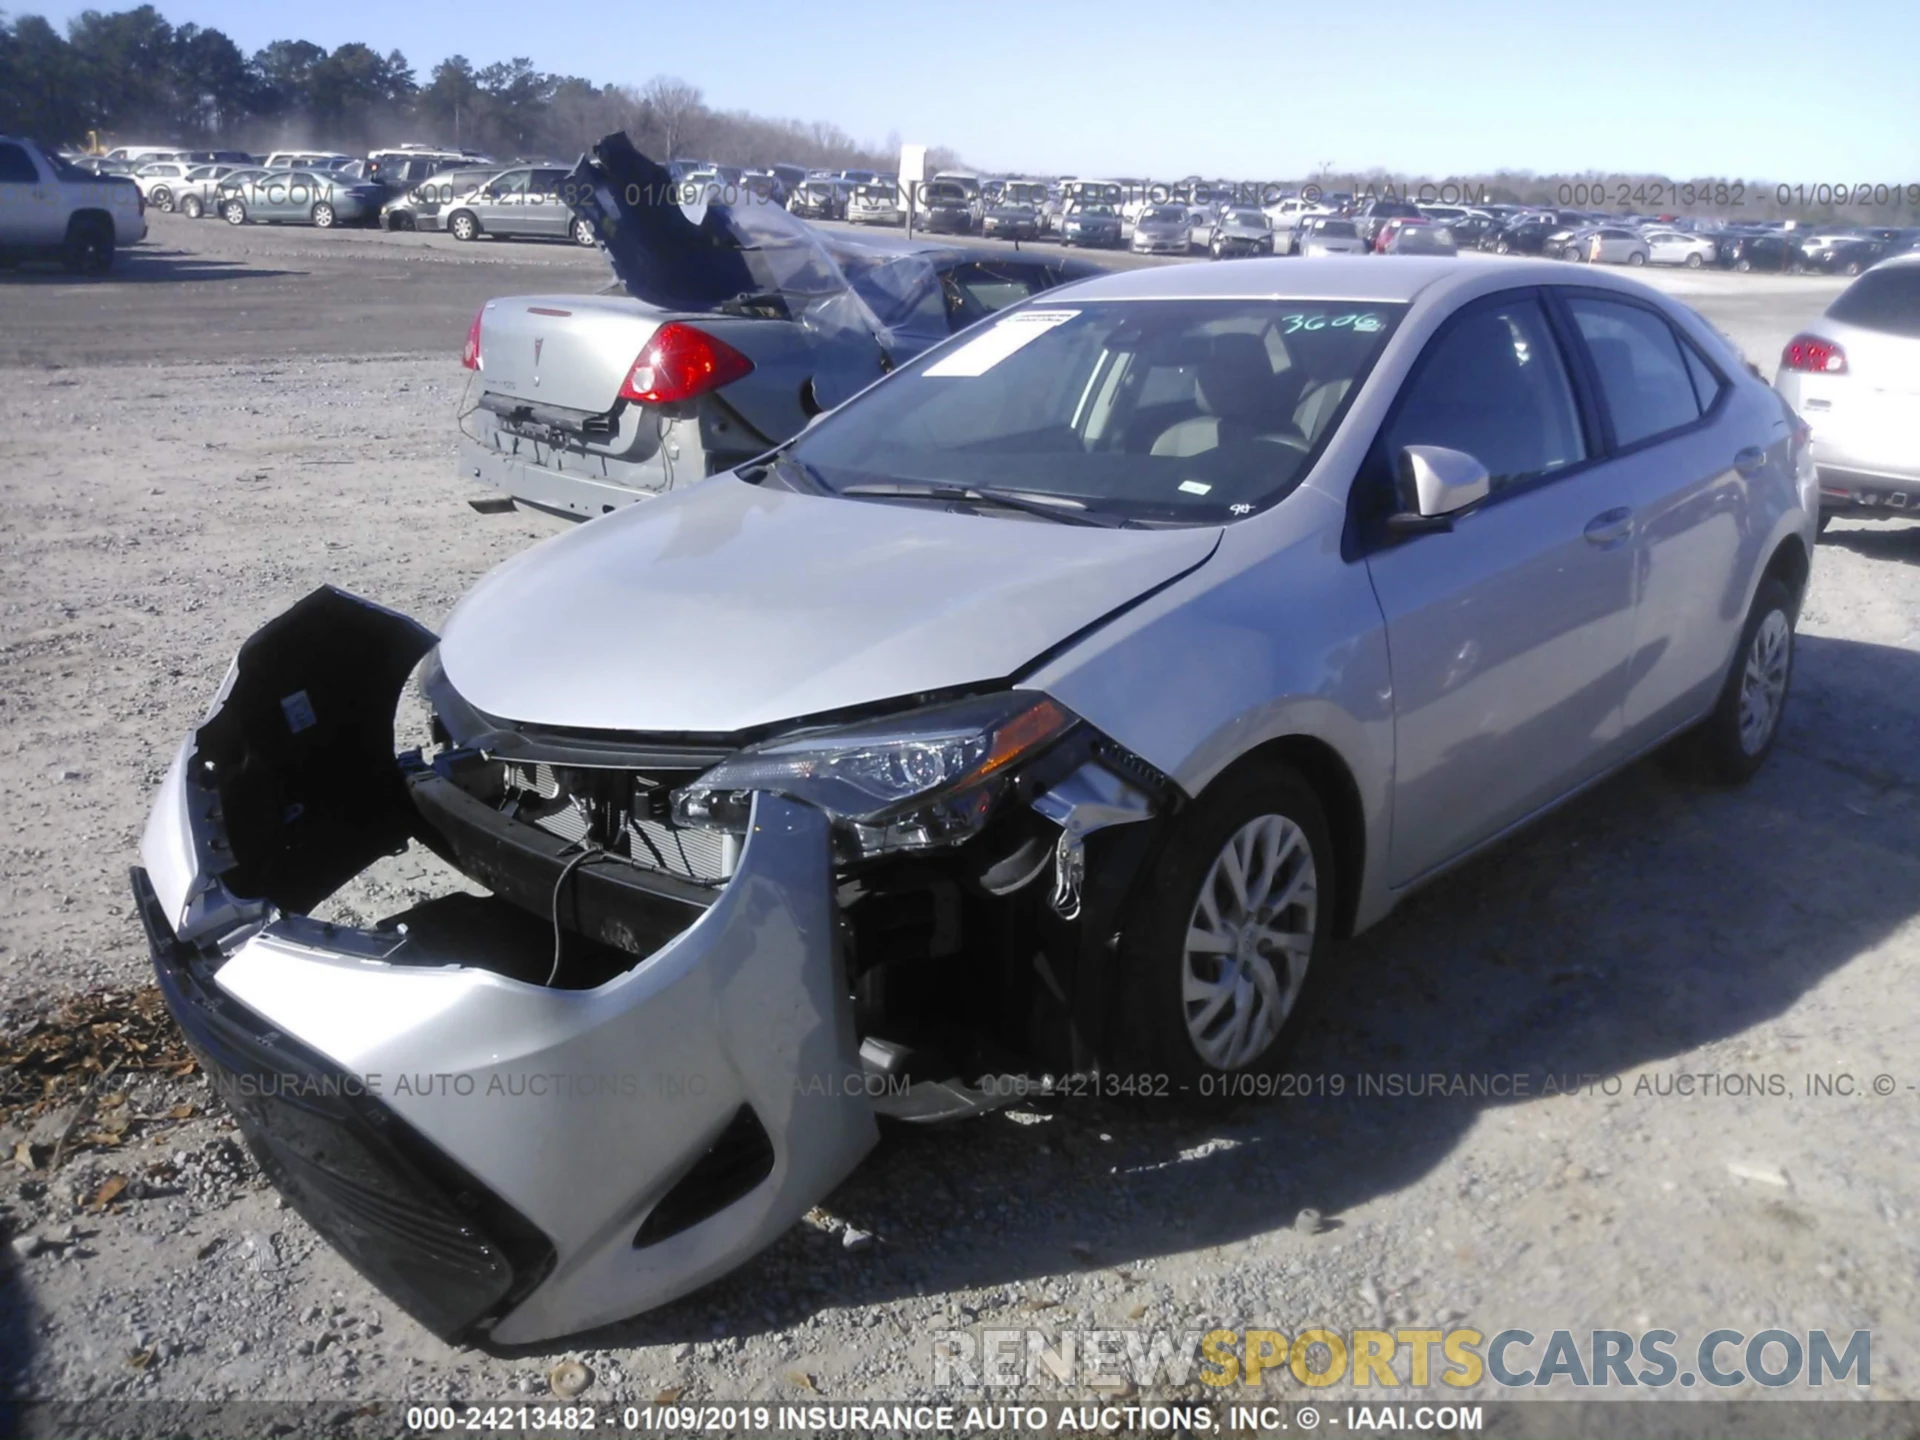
932;1326;1871;1392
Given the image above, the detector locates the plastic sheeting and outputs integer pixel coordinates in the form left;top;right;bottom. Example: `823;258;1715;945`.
563;134;953;406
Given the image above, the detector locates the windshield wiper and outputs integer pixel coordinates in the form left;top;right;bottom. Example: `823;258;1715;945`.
838;481;1125;527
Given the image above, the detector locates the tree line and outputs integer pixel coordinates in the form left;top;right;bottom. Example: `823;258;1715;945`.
0;4;936;172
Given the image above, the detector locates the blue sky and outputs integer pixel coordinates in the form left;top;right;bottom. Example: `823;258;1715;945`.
27;0;1920;179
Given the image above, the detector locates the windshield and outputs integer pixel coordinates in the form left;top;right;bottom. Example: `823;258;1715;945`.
785;299;1404;526
1314;220;1357;237
1227;208;1267;225
1075;204;1117;217
1146;206;1188;223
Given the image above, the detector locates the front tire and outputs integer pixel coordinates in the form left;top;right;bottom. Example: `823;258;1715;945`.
448;210;479;242
61;215;114;274
1676;576;1796;784
151;186;173;212
181;195;204;219
1735;258;1752;272
1684;252;1703;268
1111;761;1335;1090
1627;250;1646;266
571;217;597;246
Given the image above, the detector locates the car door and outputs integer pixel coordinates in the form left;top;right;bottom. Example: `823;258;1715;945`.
0;141;68;246
1359;289;1637;886
519;169;571;238
254;171;295;220
1554;289;1752;739
477;167;530;233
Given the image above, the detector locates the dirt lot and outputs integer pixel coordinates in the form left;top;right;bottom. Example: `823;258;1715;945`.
1;216;1917;1414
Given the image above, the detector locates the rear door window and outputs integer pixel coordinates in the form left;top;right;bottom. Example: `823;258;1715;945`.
1565;297;1703;448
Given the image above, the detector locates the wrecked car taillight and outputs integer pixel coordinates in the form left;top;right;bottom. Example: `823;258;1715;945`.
461;306;485;371
618;323;754;405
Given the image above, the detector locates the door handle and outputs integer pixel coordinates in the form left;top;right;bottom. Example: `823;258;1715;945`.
1733;445;1767;476
1583;507;1634;547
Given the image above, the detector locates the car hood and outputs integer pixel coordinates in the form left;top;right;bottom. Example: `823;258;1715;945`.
436;475;1221;735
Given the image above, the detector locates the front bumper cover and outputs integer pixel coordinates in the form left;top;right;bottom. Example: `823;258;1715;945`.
138;587;877;1343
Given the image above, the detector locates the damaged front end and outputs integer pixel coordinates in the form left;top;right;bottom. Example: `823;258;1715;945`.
136;588;1173;1343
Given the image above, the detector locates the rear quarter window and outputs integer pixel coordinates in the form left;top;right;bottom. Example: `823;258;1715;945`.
1825;266;1920;339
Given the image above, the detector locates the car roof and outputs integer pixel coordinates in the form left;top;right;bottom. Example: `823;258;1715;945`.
1051;255;1601;306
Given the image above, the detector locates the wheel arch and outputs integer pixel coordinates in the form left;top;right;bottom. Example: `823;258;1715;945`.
1763;531;1811;615
1201;734;1368;942
65;207;115;236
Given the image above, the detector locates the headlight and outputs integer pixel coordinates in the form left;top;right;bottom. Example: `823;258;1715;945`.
673;693;1077;859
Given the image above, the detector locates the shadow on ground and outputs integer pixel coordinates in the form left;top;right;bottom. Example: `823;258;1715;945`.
0;247;300;285
494;632;1920;1355
1821;519;1920;566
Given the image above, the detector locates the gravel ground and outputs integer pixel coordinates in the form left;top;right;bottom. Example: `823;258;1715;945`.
1;219;1916;1417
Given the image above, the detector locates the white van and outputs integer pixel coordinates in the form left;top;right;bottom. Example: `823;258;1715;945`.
104;146;186;163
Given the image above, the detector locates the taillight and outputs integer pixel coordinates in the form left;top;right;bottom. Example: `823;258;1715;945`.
618;323;754;404
1780;333;1846;374
460;307;484;371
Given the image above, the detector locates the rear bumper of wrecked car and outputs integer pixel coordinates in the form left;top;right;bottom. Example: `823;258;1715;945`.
135;587;876;1345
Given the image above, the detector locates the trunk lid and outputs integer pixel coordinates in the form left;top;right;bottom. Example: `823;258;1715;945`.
475;294;665;414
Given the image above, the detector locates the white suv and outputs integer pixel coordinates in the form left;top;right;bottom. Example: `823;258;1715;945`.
0;135;147;272
1774;253;1920;530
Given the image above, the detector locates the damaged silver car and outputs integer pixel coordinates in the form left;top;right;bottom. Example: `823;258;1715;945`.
458;135;1101;520
139;255;1815;1345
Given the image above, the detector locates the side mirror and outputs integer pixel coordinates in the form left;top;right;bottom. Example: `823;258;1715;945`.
1388;445;1491;534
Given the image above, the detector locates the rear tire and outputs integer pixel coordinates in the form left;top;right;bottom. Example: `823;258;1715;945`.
181;195;204;219
1495;239;1510;254
1684;252;1703;268
60;215;114;274
1673;576;1796;785
151;186;173;212
1627;250;1646;265
311;202;336;228
1110;760;1336;1096
1843;261;1863;276
223;200;247;225
1735;258;1752;272
571;217;597;246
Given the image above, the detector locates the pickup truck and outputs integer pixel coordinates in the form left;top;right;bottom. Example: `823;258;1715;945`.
0;135;146;272
458;134;1102;520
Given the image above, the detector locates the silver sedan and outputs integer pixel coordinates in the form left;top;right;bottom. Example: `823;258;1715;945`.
1131;204;1194;254
217;169;384;227
139;257;1812;1346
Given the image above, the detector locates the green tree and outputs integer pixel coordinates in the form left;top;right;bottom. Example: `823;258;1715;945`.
249;37;324;120
65;4;174;133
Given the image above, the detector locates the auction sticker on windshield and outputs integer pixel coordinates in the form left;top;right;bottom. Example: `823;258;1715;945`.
925;310;1081;377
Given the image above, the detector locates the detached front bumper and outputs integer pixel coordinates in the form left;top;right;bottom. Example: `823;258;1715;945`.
137;588;876;1344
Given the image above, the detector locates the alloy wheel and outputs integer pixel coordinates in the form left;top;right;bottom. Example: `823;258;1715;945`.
1737;610;1791;756
1181;814;1317;1070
